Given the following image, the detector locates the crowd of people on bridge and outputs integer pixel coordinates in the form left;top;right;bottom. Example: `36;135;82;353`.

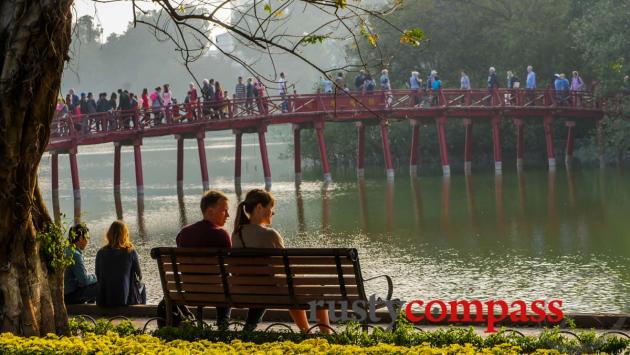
64;188;332;333
56;63;615;136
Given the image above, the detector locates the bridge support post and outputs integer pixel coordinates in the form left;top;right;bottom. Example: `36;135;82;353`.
257;125;272;188
463;118;473;175
356;122;365;178
51;152;60;222
133;139;144;196
409;120;420;177
380;121;395;180
69;147;81;201
565;121;575;169
514;119;524;171
597;119;604;169
51;152;59;197
491;114;502;174
234;130;242;185
196;132;210;191
176;136;184;189
543;114;556;171
436;115;450;176
315;121;332;183
114;142;122;193
293;124;301;182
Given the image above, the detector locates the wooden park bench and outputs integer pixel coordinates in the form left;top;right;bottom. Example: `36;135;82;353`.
151;247;394;326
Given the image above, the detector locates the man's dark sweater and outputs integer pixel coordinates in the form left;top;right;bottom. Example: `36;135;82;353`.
176;220;232;248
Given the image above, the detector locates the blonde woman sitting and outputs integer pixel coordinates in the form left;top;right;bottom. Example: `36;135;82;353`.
95;220;146;307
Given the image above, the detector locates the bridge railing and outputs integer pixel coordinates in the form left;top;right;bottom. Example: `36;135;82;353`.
49;88;603;141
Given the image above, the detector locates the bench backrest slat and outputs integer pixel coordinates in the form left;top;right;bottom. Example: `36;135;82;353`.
152;247;367;309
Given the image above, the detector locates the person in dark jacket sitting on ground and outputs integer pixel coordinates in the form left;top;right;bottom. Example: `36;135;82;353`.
64;223;98;304
95;220;146;307
176;190;231;327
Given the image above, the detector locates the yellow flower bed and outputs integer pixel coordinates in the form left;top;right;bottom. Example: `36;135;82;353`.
0;332;563;354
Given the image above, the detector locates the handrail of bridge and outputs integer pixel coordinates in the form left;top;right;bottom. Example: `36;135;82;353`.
49;88;608;143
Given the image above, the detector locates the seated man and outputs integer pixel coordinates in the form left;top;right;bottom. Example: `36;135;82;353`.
176;190;232;328
64;223;98;304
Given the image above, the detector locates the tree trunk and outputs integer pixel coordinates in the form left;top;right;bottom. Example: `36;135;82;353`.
0;0;73;335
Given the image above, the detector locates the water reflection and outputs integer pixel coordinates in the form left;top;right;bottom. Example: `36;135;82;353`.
295;182;306;233
386;181;394;239
137;194;147;242
321;182;331;235
410;177;424;230
440;177;450;236
464;174;479;233
52;190;61;225
177;185;187;228
114;190;124;220
358;178;368;232
74;198;81;224
495;174;505;236
547;170;558;237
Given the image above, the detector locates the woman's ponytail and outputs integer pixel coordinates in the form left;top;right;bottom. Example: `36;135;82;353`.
233;201;250;235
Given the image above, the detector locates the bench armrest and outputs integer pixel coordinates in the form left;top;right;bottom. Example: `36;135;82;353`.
363;274;393;301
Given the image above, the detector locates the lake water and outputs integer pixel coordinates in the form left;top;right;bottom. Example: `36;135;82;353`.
39;132;630;312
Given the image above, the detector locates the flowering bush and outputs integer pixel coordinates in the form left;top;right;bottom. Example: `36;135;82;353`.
0;333;559;354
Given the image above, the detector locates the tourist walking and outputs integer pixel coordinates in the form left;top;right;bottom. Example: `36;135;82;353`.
460;70;471;90
150;86;163;125
235;77;246;114
487;67;499;91
380;69;393;107
363;73;376;94
232;189;332;333
279;72;289;112
410;71;422;106
95;220;146;307
64;223;98;304
431;75;441;106
571;71;584;105
320;75;333;94
354;70;366;92
246;77;255;114
254;78;267;114
335;72;346;92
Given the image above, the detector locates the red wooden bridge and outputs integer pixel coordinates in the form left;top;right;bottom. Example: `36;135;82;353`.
47;88;611;199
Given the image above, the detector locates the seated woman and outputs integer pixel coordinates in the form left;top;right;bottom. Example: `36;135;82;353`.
95;220;146;307
64;223;98;304
232;189;331;333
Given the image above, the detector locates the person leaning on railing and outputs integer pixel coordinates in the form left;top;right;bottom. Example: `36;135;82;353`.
232;189;332;334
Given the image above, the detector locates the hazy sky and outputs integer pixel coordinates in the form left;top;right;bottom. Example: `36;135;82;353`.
74;0;230;40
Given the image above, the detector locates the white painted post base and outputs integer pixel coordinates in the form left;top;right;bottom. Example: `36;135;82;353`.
409;165;417;177
114;185;121;194
548;158;556;171
442;165;451;177
464;161;472;175
565;155;572;169
494;161;502;175
356;168;365;178
202;181;209;191
234;177;241;185
73;189;81;200
386;169;395;180
264;177;272;189
516;158;524;171
137;186;144;196
323;173;332;183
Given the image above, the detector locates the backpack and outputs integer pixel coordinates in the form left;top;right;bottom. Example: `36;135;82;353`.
156;298;195;328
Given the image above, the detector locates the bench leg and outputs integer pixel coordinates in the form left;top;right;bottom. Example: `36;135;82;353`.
196;306;204;326
166;301;173;327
